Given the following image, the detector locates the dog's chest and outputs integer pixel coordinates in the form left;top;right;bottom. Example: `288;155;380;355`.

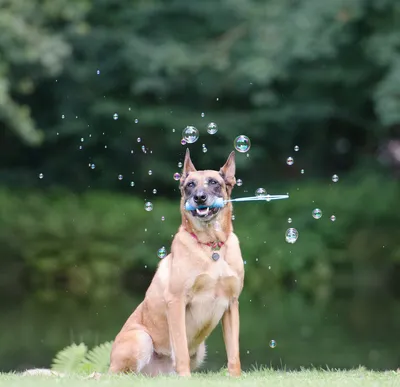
185;259;241;346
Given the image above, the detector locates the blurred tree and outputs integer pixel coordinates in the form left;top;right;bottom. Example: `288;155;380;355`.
0;0;399;191
0;0;90;145
1;1;400;373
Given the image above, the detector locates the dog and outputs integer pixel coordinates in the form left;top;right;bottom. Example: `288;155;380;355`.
109;149;245;377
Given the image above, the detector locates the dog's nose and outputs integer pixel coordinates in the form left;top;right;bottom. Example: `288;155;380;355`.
194;192;208;204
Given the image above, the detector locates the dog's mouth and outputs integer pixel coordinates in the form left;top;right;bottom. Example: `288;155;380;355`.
190;206;219;219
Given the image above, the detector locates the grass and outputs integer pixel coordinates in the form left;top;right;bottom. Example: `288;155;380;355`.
0;368;399;387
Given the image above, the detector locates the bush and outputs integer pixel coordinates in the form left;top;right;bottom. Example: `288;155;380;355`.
1;174;399;301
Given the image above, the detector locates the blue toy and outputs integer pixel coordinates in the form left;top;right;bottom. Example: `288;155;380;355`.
185;197;224;211
185;194;289;211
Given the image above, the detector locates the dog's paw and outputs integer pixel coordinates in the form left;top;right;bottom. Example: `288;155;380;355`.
177;371;191;377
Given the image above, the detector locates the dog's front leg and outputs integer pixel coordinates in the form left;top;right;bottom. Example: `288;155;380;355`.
166;295;191;376
222;298;241;377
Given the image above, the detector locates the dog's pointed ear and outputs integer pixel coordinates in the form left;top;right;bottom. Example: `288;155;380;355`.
183;148;196;174
180;148;196;187
219;151;236;188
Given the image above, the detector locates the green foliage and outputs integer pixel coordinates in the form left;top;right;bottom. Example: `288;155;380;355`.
51;343;88;373
79;342;114;374
0;0;90;145
1;173;399;300
1;0;400;190
51;342;113;374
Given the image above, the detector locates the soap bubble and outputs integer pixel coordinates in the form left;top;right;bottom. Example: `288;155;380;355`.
332;174;339;183
202;146;207;153
137;137;141;142
255;188;266;196
153;189;157;194
301;169;305;174
181;138;187;146
96;69;100;75
232;215;235;220
312;208;322;219
144;202;153;211
157;246;167;259
285;228;298;244
234;135;251;153
294;145;299;151
269;340;277;348
90;164;95;169
182;126;199;144
207;122;218;135
130;181;135;187
288;218;292;223
236;179;243;187
178;162;183;168
161;216;165;221
201;112;205;118
113;113;119;120
173;173;181;181
118;174;123;180
38;173;44;179
61;115;65;119
148;170;152;176
134;118;139;124
330;215;336;222
287;157;294;166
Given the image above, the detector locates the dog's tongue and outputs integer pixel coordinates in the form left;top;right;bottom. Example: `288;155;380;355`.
196;207;209;216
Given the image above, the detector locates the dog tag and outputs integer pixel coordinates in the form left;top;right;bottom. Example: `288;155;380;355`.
212;252;220;261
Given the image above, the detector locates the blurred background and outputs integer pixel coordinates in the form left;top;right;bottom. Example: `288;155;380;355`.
1;0;400;373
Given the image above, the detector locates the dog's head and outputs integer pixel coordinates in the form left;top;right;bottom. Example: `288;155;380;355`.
179;149;236;223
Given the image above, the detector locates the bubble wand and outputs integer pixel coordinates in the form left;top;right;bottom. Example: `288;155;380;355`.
185;193;289;211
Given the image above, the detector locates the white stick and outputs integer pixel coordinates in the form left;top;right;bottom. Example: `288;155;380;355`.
224;194;289;203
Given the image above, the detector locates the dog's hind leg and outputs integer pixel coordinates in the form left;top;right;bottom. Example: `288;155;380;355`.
190;342;207;371
109;328;153;374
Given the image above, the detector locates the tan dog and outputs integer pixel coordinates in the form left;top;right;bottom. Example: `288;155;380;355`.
109;149;245;377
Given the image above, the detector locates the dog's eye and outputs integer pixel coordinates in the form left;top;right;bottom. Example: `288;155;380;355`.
209;179;218;185
187;181;196;188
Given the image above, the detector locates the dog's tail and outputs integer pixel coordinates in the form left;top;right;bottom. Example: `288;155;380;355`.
21;369;102;379
21;368;64;377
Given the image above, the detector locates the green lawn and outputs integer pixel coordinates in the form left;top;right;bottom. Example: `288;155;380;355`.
0;369;399;387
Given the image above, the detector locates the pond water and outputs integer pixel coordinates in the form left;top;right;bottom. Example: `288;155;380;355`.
1;289;399;372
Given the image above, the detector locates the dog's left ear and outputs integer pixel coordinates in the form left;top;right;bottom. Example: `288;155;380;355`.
219;151;236;190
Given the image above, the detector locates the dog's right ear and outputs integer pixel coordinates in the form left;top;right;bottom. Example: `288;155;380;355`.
180;148;196;187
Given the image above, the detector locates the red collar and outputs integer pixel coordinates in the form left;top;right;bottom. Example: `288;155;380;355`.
188;231;224;250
